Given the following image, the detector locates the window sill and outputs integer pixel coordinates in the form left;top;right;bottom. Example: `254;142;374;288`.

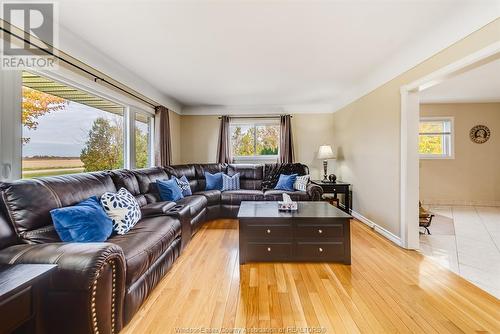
232;156;279;164
419;155;455;160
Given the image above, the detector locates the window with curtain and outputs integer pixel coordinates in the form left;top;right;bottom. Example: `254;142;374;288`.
229;118;280;160
419;117;454;159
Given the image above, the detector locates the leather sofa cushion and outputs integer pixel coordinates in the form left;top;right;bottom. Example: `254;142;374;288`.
0;172;116;243
221;190;264;205
132;168;169;204
264;190;310;201
109;170;147;206
109;215;181;286
193;190;221;206
227;164;263;190
165;165;196;179
175;195;208;218
140;201;177;217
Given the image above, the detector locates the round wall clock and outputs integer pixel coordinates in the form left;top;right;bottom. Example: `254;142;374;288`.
469;125;490;144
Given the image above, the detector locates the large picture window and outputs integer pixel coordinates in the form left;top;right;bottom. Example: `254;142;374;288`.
419;117;454;159
230;118;280;160
21;71;126;178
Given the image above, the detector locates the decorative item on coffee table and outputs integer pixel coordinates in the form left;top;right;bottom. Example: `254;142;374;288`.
278;193;298;211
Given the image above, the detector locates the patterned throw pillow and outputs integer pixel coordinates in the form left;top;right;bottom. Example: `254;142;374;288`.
174;175;192;196
294;174;310;192
222;173;240;191
100;188;142;235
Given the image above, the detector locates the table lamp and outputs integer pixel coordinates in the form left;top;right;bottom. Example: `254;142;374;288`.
317;145;336;182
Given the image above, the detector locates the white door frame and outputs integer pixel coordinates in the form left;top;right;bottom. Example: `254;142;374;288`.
399;41;500;249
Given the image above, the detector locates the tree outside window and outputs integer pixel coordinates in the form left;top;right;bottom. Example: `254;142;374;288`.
230;121;279;158
419;118;453;159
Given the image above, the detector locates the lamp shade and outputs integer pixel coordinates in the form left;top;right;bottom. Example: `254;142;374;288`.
317;145;335;159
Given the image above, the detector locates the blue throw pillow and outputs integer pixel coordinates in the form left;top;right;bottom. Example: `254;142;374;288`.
174;175;192;196
274;174;298;191
157;178;184;201
222;173;240;191
205;172;223;190
50;196;113;242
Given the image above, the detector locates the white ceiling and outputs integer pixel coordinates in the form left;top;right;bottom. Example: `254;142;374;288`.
51;0;500;113
420;58;500;104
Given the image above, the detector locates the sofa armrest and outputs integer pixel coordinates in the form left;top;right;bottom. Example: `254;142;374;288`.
0;242;126;334
306;183;323;201
141;201;177;218
165;204;192;249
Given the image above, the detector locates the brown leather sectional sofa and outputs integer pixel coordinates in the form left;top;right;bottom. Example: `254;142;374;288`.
0;163;322;334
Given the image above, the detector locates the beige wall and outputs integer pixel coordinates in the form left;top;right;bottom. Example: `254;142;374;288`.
332;19;500;237
291;114;335;179
180;115;220;164
169;110;182;164
420;103;500;205
177;113;335;179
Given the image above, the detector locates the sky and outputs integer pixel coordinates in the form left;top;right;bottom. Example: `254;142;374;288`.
23;102;121;157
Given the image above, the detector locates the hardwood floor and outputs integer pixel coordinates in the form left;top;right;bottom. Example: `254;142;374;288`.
122;219;500;334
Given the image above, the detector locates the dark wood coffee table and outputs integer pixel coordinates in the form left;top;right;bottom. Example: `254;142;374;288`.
238;201;352;264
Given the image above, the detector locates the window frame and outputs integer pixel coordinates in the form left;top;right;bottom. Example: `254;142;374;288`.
418;116;455;160
0;68;156;181
229;118;281;162
132;109;155;169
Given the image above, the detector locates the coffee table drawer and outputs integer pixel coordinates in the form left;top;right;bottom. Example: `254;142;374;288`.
244;224;292;240
295;242;344;260
245;242;292;261
296;223;344;238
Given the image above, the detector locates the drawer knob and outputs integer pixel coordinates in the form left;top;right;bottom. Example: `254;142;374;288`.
319;247;323;252
266;229;271;234
318;229;323;234
267;247;272;252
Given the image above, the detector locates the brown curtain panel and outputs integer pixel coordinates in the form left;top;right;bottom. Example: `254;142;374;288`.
154;106;172;166
279;114;294;163
217;115;232;163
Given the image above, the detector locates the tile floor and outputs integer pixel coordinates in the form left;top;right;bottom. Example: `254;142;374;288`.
419;205;500;299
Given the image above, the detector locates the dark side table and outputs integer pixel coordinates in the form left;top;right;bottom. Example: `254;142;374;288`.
0;264;56;334
311;180;351;214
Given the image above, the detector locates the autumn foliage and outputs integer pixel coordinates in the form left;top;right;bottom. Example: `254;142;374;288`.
22;87;68;143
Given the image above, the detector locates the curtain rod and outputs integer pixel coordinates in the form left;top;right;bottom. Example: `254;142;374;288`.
217;115;292;119
0;22;159;108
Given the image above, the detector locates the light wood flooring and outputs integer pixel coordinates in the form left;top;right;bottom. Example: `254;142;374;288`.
122;219;500;334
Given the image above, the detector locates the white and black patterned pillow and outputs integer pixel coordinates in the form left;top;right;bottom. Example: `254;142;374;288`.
100;188;141;235
222;173;240;191
174;176;192;196
294;175;310;192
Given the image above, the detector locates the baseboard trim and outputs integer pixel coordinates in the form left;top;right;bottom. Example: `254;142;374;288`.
350;209;403;247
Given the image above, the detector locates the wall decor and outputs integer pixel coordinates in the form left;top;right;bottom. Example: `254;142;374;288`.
469;125;490;144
